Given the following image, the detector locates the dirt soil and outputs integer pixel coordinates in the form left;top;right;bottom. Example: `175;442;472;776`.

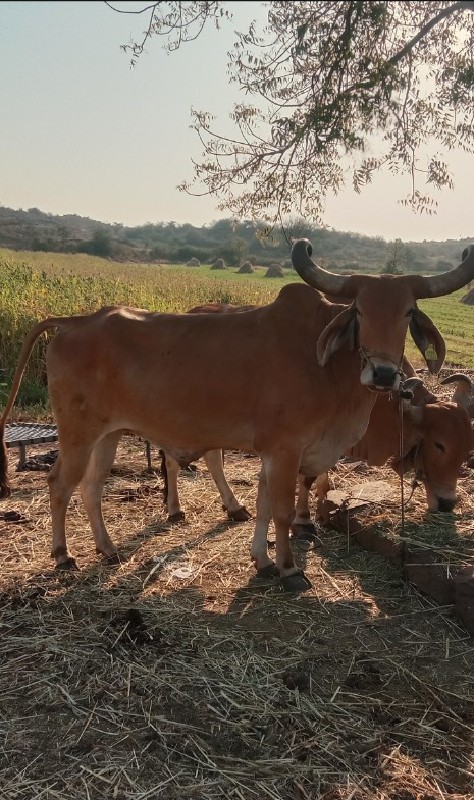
1;369;474;800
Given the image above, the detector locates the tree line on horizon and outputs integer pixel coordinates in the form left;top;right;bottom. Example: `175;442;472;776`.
0;204;471;275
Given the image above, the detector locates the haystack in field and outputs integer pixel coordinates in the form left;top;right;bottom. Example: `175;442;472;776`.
186;257;201;267
238;261;254;274
211;258;226;270
461;285;474;304
265;263;284;278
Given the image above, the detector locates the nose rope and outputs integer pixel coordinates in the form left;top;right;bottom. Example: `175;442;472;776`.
412;441;424;487
360;357;417;530
398;394;406;536
397;390;423;531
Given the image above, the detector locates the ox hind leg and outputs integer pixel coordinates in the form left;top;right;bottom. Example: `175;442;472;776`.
203;450;251;521
80;432;122;561
162;449;251;523
47;437;99;569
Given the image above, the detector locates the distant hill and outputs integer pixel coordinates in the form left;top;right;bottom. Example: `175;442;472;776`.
0;204;472;273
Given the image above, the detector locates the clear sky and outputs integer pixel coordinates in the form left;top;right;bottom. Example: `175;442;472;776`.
2;0;474;243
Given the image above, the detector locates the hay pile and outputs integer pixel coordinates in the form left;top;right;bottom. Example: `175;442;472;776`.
1;379;474;798
265;264;285;278
238;261;255;274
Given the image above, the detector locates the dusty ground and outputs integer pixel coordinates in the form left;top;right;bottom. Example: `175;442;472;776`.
1;370;474;800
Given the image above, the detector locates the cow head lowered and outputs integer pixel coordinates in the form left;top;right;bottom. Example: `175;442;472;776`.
391;373;474;512
291;240;474;392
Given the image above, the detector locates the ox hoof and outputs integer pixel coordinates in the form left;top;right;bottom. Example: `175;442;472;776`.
167;511;186;523
102;552;122;565
55;556;79;572
226;505;252;522
256;563;280;579
291;522;318;541
281;571;312;593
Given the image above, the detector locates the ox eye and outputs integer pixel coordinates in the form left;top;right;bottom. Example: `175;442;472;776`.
406;307;415;318
434;442;445;452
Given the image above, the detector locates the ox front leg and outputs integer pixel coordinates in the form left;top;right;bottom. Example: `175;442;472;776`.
251;464;278;578
164;452;186;523
291;472;330;539
292;474;318;540
80;432;121;563
264;452;312;592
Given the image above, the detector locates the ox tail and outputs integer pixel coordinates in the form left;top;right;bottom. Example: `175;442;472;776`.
159;448;169;506
0;316;64;499
0;442;10;499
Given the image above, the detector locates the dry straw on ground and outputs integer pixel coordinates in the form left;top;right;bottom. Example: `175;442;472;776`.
1;371;474;799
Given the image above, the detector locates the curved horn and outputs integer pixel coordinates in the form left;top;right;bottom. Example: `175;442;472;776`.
440;373;473;407
400;377;424;395
291;239;350;297
418;244;474;298
400;377;436;407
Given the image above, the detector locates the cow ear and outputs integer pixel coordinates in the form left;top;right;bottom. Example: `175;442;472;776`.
409;307;446;374
390;446;418;476
317;305;357;366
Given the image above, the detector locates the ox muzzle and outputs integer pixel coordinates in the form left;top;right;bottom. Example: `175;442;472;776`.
360;352;402;392
434;495;457;513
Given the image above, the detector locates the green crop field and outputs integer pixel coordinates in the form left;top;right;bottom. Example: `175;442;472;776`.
0;248;473;411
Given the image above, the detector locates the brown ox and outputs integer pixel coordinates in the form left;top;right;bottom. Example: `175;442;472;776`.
159;308;474;524
1;240;474;590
